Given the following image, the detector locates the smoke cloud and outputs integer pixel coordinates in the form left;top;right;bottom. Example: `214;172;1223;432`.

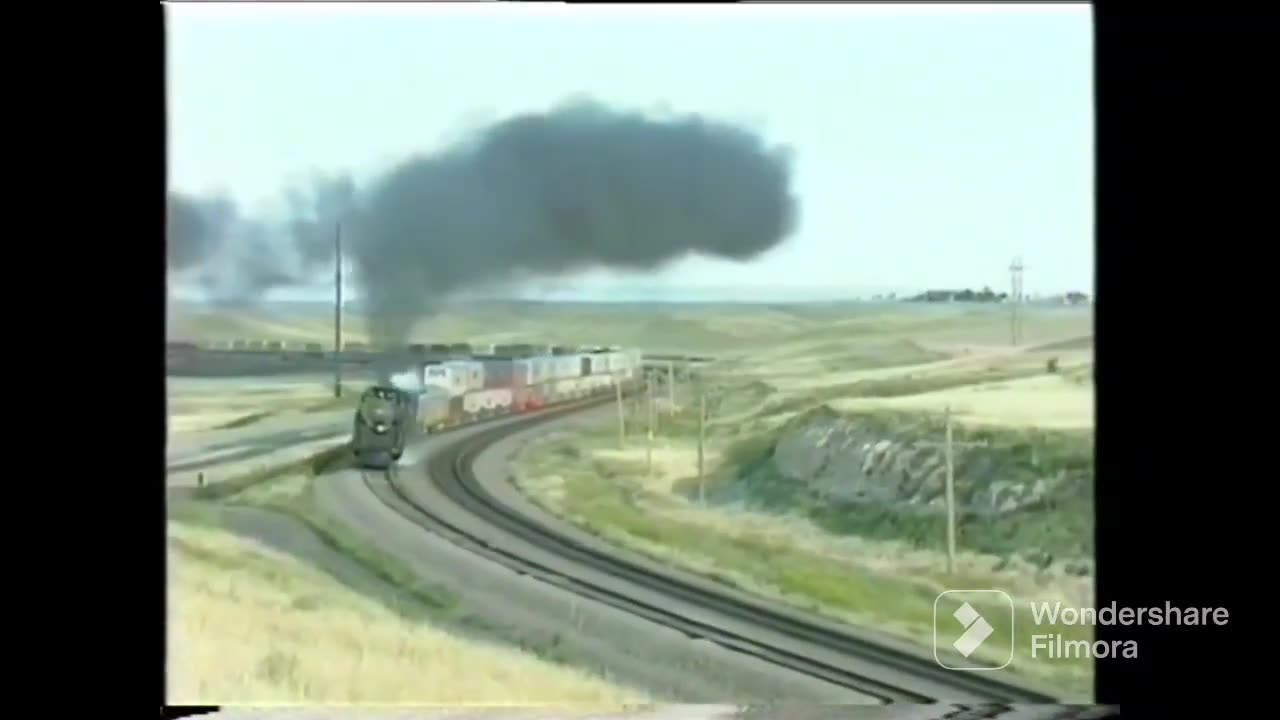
170;99;800;343
166;191;237;271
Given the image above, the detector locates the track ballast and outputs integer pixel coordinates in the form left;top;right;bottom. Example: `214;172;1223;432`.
360;400;1063;706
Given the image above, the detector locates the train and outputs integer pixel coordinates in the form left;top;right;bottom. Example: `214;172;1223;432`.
350;346;643;469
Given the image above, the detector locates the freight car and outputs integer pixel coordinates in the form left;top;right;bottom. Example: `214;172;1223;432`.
350;345;641;469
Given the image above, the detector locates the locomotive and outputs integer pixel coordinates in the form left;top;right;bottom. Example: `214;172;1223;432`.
350;385;413;468
349;346;641;470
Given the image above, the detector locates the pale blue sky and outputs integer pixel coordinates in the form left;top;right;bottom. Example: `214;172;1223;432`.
167;2;1093;302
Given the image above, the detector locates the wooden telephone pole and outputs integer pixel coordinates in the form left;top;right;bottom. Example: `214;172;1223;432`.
697;388;707;504
1009;257;1025;346
614;377;625;449
916;405;988;575
668;361;676;408
646;376;655;476
333;222;343;398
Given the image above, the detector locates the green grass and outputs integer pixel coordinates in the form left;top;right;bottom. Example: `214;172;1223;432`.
177;444;571;647
186;458;461;617
302;396;360;413
696;407;1094;564
179;458;669;672
516;434;1093;699
215;411;276;430
189;443;352;502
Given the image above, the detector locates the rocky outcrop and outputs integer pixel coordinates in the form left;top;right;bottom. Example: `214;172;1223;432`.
766;409;1074;517
704;406;1094;561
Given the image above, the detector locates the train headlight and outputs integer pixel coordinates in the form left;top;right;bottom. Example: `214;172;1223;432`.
373;423;388;434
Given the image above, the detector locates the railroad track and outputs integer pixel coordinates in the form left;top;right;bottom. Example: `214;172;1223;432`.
359;400;1066;707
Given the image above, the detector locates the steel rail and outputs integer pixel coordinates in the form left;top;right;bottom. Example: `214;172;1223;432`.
363;399;1062;705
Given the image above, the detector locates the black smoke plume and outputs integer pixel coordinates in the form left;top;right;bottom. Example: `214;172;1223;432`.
171;100;800;342
166;191;236;271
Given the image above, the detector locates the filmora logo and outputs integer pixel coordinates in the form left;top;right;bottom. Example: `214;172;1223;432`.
933;590;1015;670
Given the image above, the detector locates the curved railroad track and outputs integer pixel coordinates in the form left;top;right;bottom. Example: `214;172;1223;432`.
359;399;1069;708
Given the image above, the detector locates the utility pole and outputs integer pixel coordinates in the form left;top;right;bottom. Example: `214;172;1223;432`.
646;376;655;477
615;377;625;449
334;222;344;398
944;406;956;574
668;361;676;409
697;388;707;504
1009;257;1025;346
915;405;988;575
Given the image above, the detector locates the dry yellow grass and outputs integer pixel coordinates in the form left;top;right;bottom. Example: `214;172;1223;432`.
591;444;723;495
166;520;648;705
167;378;359;435
829;372;1094;429
764;345;1088;393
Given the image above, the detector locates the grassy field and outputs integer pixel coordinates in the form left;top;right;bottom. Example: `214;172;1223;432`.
168;298;1089;355
169;299;1094;700
168;508;646;704
166;369;647;705
514;421;1093;699
484;300;1095;699
167;376;362;435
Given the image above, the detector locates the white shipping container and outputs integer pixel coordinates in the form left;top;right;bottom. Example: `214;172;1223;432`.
512;359;535;386
554;354;578;380
444;360;485;392
542;357;560;383
423;364;467;396
489;388;513;412
528;355;550;384
612;351;629;379
463;390;489;415
562;377;583;400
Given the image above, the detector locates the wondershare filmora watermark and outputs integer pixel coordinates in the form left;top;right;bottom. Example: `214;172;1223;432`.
933;590;1230;670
